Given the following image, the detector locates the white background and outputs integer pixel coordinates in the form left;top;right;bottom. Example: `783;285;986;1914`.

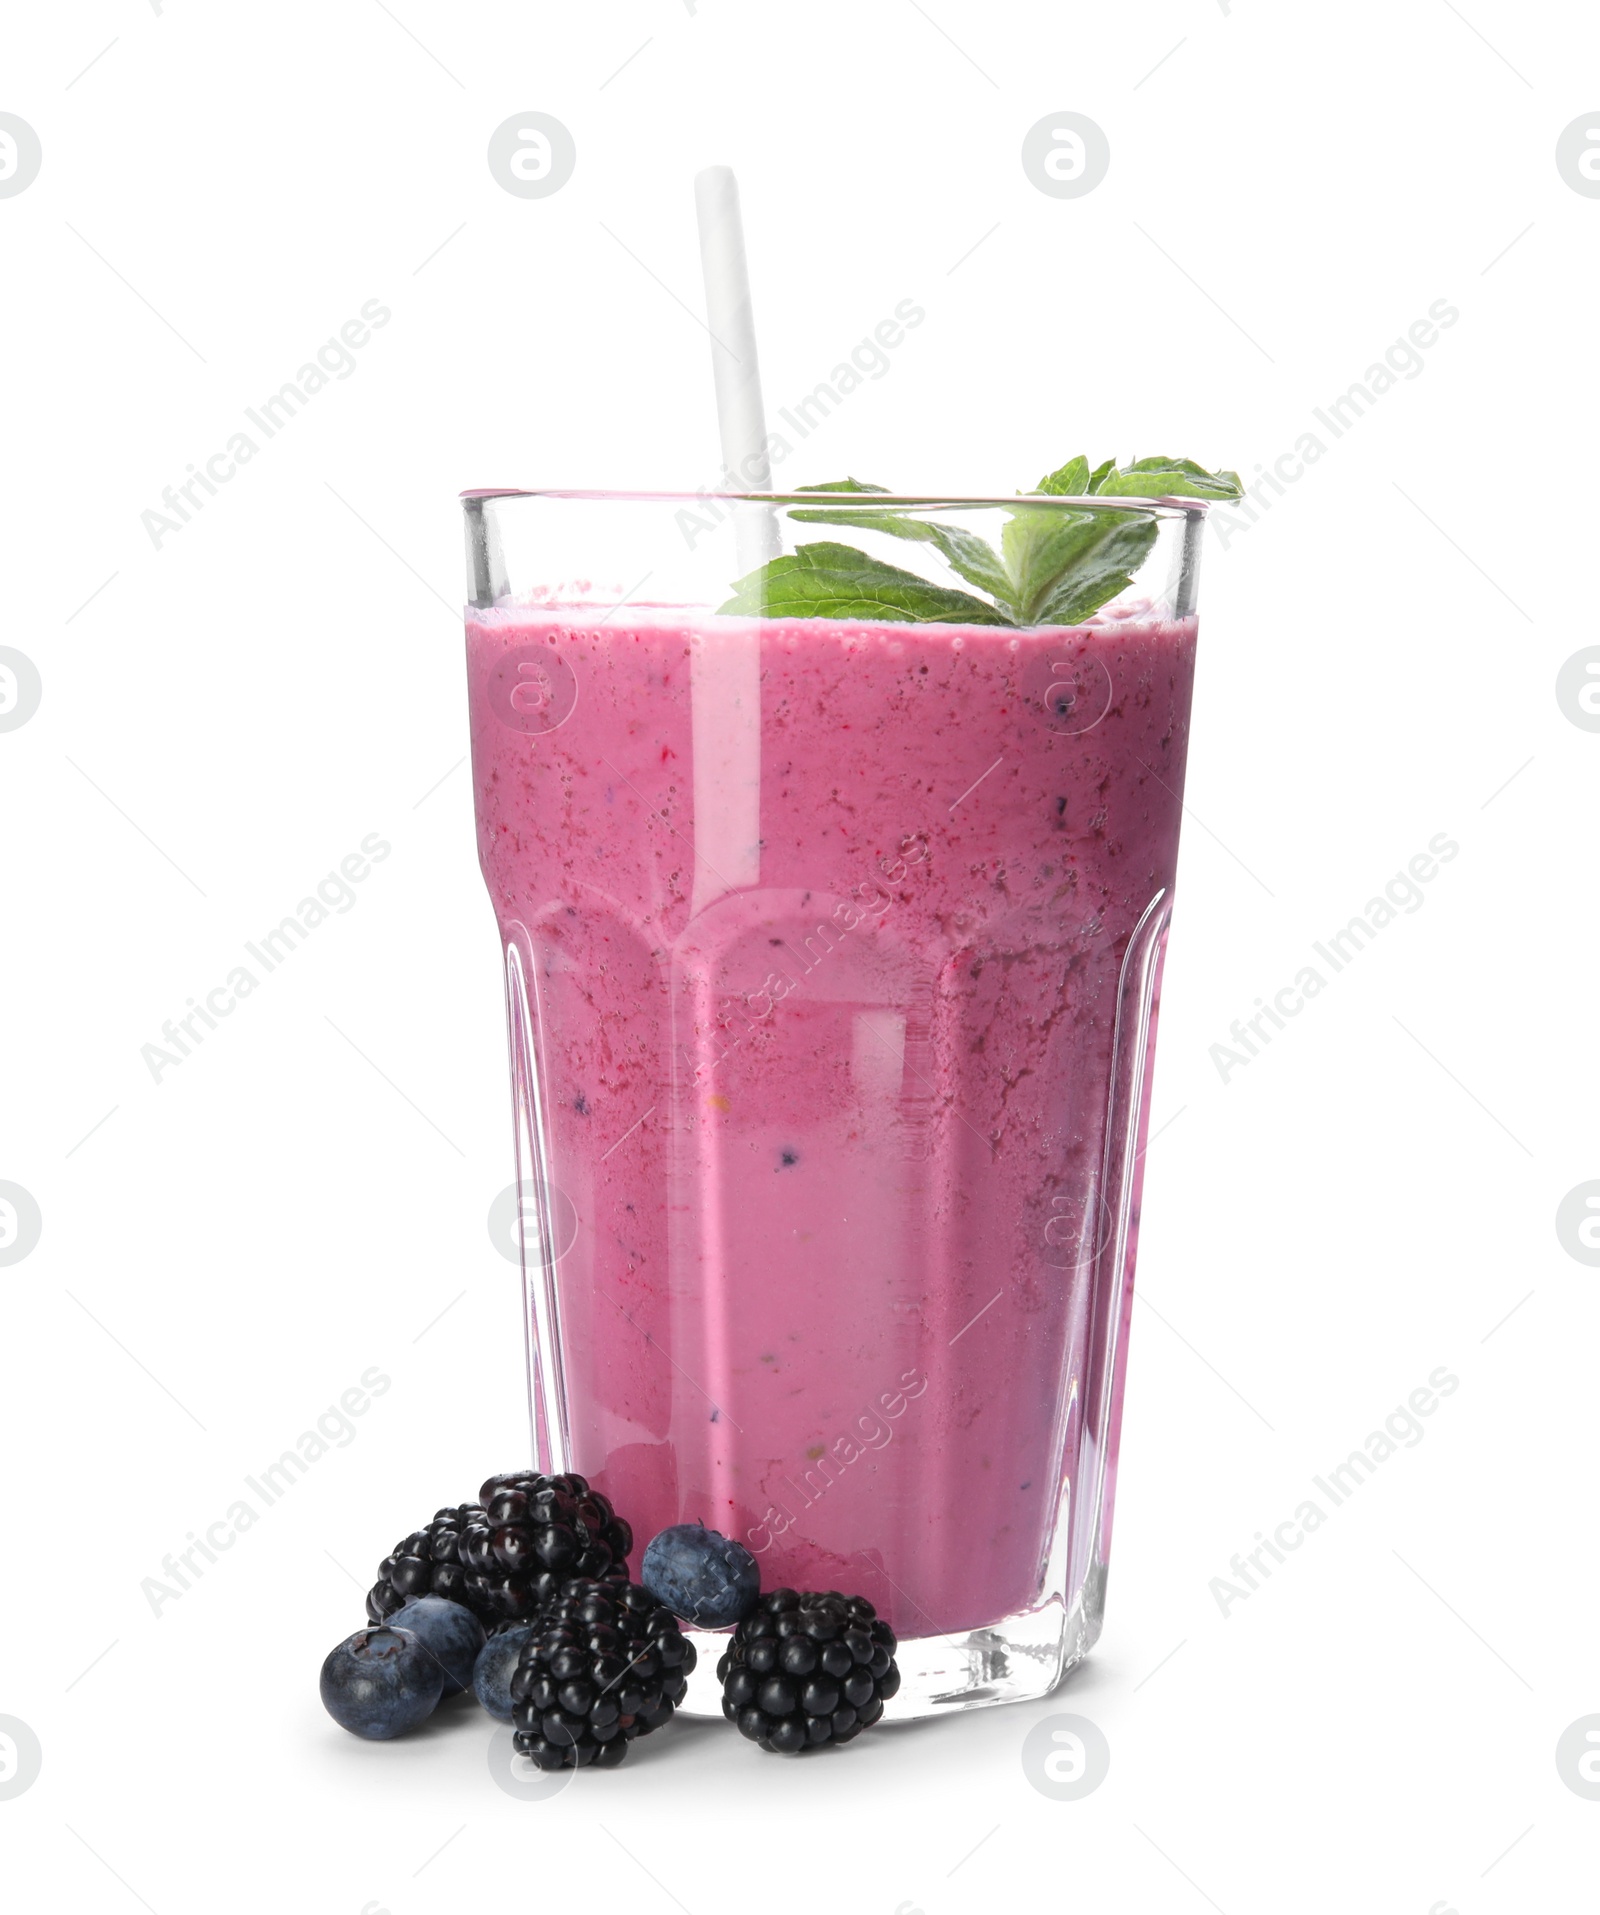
3;3;1596;1910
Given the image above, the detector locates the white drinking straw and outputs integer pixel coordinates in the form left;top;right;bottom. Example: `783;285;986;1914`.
688;167;768;923
693;165;780;571
689;167;774;1507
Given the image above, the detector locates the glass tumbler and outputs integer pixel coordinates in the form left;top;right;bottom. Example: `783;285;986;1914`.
461;488;1208;1716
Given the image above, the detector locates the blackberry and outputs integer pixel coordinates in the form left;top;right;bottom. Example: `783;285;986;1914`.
367;1504;481;1625
367;1472;633;1632
463;1471;633;1625
716;1588;899;1754
510;1578;696;1769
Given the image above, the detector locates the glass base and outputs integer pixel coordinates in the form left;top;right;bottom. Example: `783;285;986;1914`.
675;1576;1104;1721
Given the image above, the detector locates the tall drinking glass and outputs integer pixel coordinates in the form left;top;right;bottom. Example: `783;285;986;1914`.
461;489;1207;1717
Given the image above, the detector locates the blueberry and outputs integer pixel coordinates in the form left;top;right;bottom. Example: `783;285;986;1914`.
319;1626;443;1739
386;1594;486;1696
640;1522;760;1628
471;1624;537;1722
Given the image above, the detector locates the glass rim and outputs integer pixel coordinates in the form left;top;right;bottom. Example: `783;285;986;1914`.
461;487;1211;520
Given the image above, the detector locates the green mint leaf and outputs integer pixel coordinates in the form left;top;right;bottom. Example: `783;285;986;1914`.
1001;508;1102;623
717;541;1013;625
1094;455;1243;500
719;448;1235;628
1002;507;1160;625
1034;456;1091;496
761;474;1018;612
1029;514;1160;624
788;504;1014;606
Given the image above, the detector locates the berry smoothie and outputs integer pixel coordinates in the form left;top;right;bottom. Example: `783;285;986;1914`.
466;603;1194;1640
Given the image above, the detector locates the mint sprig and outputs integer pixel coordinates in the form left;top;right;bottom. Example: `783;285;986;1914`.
716;540;1012;625
719;455;1242;625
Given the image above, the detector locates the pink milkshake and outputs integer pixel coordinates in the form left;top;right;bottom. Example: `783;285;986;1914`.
466;530;1197;1686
